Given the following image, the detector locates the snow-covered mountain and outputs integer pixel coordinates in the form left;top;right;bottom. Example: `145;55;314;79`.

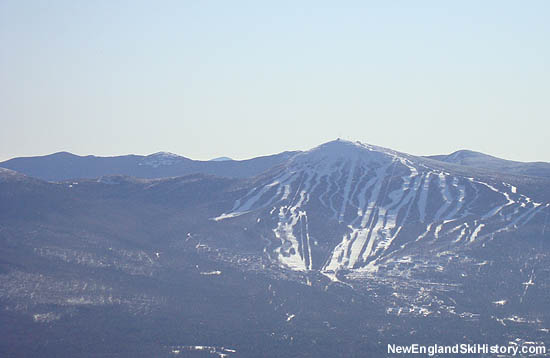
213;140;548;275
1;140;549;357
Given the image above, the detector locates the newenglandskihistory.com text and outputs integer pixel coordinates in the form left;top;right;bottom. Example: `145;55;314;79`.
388;343;546;356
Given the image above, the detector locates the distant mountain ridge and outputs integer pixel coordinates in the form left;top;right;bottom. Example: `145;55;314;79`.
425;149;550;178
2;145;549;183
0;150;297;181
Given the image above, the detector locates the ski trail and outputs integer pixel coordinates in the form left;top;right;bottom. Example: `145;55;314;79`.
417;172;432;223
338;159;356;223
543;205;549;236
520;268;535;304
304;213;313;270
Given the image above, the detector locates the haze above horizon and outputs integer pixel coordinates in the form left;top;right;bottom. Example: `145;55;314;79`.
1;1;548;162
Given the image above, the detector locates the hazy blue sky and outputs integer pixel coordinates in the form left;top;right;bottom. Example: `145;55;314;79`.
1;1;549;162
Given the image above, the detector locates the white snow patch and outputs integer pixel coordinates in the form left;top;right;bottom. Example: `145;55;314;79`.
286;313;296;322
200;271;222;276
469;224;485;243
212;212;248;221
33;312;61;323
